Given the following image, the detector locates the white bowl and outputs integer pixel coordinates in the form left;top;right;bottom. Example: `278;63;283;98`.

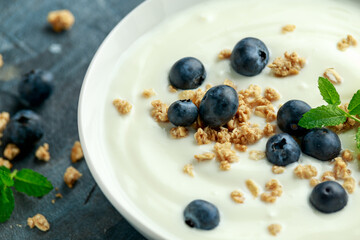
78;1;206;239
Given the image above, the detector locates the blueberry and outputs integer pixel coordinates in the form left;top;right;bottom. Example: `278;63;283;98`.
230;37;269;76
277;100;311;137
169;57;206;90
167;100;198;126
199;85;239;128
301;128;341;161
18;69;53;106
183;199;220;230
266;133;300;166
3;110;43;148
310;181;348;213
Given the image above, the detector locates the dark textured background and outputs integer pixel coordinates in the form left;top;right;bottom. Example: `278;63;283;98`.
0;0;148;239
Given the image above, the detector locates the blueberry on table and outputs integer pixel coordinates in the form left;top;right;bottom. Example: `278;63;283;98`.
18;69;53;106
168;100;198;126
310;181;348;213
230;37;269;76
301;128;341;161
3;110;43;148
184;199;220;230
169;57;206;90
266;133;301;166
199;85;239;128
277;100;311;137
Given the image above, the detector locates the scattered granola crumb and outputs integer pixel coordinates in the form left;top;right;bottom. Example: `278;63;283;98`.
323;68;343;84
113;98;132;115
263;123;276;137
168;85;177;93
337;34;357;51
341;149;354;162
248;150;265;160
183;164;194;177
343;177;355;194
47;9;75;32
194;128;210;145
194;152;215;162
142;88;156;98
151;100;168;122
234;144;247;152
282;24;296;33
71;141;83;163
0;112;10;133
272;166;285;174
309;178;321;187
268;51;306;77
223;79;237;90
0;157;12;169
27;214;50;232
55;193;63;198
230;190;245;204
35;143;50;162
268;224;282;236
0;54;3;68
218;49;232;60
170;126;189;139
51;199;55;204
333;157;350;180
264;88;281;102
321;171;336;182
3;144;20;160
219;160;231;171
260;192;277;203
294;164;317;179
245;179;260;198
265;179;283;197
63;166;82;188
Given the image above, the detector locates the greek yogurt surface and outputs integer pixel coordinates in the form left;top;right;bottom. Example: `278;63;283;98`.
103;0;360;239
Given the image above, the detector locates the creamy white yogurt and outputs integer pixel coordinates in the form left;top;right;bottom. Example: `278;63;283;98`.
103;0;360;239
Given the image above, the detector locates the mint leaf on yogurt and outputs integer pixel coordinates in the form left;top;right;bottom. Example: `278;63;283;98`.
299;105;347;129
318;77;341;105
348;90;360;115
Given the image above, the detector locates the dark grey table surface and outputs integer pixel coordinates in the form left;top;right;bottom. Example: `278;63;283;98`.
0;0;148;239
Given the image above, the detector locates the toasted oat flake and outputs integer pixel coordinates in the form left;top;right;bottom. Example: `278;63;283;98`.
341;149;354;162
170;126;189;139
234;144;247;152
71;141;83;163
142;88;156;98
151;100;168;122
268;51;306;77
263;123;276;137
343;177;355;194
47;9;75;32
0;54;3;68
168;85;177;93
4;144;20;160
183;164;194;177
0;112;10;133
321;171;336;182
282;24;296;33
264;88;281;102
337;35;357;51
294;165;318;179
55;193;63;198
310;178;321;187
27;214;50;232
333;157;350;180
249;150;265;161
218;49;232;59
323;68;343;84
35;143;50;162
220;160;231;171
64;166;82;188
268;224;282;236
230;190;245;204
245;179;260;198
260;192;277;203
265;179;283;197
113;98;132;115
194;152;215;162
194;128;211;145
272;166;285;174
0;157;12;169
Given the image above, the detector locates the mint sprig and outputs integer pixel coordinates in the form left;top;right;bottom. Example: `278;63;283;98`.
299;77;360;150
0;167;53;222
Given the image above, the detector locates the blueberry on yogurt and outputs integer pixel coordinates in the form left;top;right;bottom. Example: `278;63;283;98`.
230;37;269;76
184;199;220;230
169;57;206;89
167;100;198;126
266;133;301;166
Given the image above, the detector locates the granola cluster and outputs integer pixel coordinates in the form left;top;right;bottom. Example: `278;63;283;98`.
35;143;51;162
268;223;282;236
260;179;283;203
47;9;75;32
281;24;296;34
337;34;357;51
151;100;169;122
71;141;84;163
27;214;50;232
218;49;232;60
63;166;82;188
183;164;194;177
268;51;306;77
113;98;133;115
230;190;245;204
142;88;156;98
0;112;10;142
3;144;20;160
170;126;189;139
0;54;3;68
330;103;358;133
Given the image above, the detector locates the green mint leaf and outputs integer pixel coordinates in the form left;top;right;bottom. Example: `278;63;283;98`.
348;90;360;115
14;169;53;197
298;105;347;129
0;168;14;187
318;77;341;105
0;184;14;223
356;127;360;150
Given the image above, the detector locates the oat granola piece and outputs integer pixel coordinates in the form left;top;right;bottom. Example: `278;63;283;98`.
230;190;245;204
264;88;281;102
268;224;282;236
63;166;82;188
260;192;277;203
223;79;237;90
231;124;263;145
0;54;3;68
113;98;132;115
343;177;355;194
71;141;83;163
218;49;232;60
27;214;50;232
170;126;189;139
55;193;63;198
203;127;217;142
35;143;50;162
294;164;318;179
0;112;10;133
168;85;177;93
268;51;306;77
321;171;336;182
309;178;321;187
47;9;75;32
183;164;194;177
254;105;276;122
194;152;215;162
272;166;285;174
337;34;357;51
333;157;350;180
245;179;260;198
0;157;12;169
323;68;343;84
151;100;168;122
178;90;195;100
3;144;20;160
213;142;239;164
341;149;354;162
330;103;358;133
282;24;296;33
142;88;156;98
234;144;247;152
219;160;231;171
263;123;276;137
216;127;231;143
194;128;210;145
248;150;265;161
265;179;283;197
